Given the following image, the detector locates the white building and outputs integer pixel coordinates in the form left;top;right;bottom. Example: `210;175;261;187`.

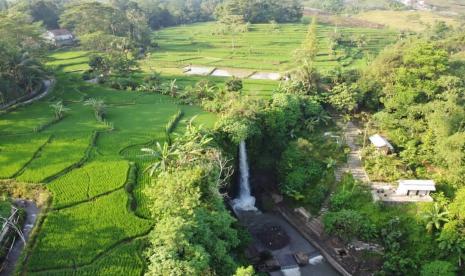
369;134;394;154
396;180;436;196
44;29;75;47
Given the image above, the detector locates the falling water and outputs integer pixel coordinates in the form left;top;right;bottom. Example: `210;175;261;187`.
232;141;257;211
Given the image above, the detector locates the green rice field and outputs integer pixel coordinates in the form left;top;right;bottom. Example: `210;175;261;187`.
1;20;400;275
145;21;398;72
0;70;216;274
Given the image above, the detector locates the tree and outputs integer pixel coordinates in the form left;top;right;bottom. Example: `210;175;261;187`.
215;0;303;24
319;0;344;13
142;142;179;175
295;16;318;65
234;266;255;276
278;138;325;200
60;2;128;37
327;83;360;114
0;12;44;53
422;203;449;234
12;0;61;29
437;221;465;267
421;260;456;276
6;52;46;94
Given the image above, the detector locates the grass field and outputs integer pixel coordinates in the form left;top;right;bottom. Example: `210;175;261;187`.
355;10;459;32
0;66;216;274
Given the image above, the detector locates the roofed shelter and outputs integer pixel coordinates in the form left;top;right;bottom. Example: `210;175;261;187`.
396;180;436;197
44;29;75;47
369;134;394;154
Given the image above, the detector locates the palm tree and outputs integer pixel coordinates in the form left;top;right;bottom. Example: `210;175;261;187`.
142;142;179;176
8;52;46;94
423;203;449;234
50;101;70;119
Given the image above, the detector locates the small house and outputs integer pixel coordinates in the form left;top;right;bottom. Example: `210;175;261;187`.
396;180;436;197
44;29;75;47
369;134;394;154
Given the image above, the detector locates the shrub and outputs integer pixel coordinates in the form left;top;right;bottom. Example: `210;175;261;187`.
108;77;138;90
421;261;456;276
323;209;377;241
226;77;243;92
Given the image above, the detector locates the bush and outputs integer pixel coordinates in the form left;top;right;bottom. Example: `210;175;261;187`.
107;77;138;90
421;261;456;276
329;174;371;211
138;73;162;92
323;209;377;241
278;138;326;200
226;77;243;92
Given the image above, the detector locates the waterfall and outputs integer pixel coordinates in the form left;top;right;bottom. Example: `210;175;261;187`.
232;141;257;211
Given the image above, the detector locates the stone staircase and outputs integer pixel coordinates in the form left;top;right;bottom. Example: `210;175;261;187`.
335;121;370;183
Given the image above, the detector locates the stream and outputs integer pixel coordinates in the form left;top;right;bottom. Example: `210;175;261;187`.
233;141;339;276
0;200;39;276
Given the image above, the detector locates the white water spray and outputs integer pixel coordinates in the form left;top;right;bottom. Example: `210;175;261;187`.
309;255;324;265
281;267;301;276
232;141;257;211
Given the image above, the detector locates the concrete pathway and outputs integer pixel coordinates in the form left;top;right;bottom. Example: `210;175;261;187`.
0;79;55;112
335;121;370;183
0;200;39;276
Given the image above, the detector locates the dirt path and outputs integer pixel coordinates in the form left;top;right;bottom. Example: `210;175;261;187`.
0;200;39;276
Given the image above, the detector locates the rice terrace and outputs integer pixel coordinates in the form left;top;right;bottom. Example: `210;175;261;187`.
0;0;465;275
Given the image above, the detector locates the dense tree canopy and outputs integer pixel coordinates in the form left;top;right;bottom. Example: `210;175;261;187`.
215;0;303;23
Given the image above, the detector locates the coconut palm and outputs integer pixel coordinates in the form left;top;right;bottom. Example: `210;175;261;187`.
142;142;179;176
423;203;449;234
8;52;46;94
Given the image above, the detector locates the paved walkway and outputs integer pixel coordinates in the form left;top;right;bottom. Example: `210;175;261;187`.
335;121;370;183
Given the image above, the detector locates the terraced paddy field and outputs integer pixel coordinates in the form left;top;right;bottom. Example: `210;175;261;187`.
145;21;398;72
47;21;398;99
355;10;459;32
0;73;216;274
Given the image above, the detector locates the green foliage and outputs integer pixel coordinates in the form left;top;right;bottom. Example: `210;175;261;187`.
361;146;406;182
234;265;255;276
145;126;241;275
329;174;371;211
278;138;325;200
215;0;303;24
327;83;360;113
60;1;150;49
380;217;418;275
13;0;60;29
323;209;377;241
421;260;456;276
421;203;449;234
226;77;243;92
